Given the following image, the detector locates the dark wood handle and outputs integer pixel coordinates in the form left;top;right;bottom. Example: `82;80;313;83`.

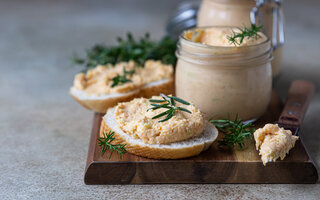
278;80;315;126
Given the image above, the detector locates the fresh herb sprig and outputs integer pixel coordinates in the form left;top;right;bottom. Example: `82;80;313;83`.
111;74;131;88
227;24;263;46
72;33;177;71
147;94;192;122
123;67;135;76
111;67;135;87
97;131;127;159
210;116;256;149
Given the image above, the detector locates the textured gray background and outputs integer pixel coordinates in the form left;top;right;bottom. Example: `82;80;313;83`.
0;0;319;199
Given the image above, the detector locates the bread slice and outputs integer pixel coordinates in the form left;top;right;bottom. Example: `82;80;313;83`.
70;78;174;113
99;107;219;159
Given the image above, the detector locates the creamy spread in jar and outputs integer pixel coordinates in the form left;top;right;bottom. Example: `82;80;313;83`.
175;26;272;121
197;0;284;77
114;97;204;144
254;124;299;165
73;60;173;96
184;28;267;47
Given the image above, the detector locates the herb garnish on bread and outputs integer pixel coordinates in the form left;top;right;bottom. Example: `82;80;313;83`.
70;60;174;113
99;96;218;159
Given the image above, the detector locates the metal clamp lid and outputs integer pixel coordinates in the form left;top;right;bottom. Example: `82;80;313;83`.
250;0;284;49
166;1;199;39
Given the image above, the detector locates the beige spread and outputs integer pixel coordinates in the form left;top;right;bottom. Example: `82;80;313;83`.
197;0;283;77
254;124;299;165
114;97;204;144
184;28;267;47
176;27;272;120
73;60;173;96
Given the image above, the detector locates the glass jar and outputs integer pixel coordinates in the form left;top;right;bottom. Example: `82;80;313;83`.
175;27;273;121
197;0;284;78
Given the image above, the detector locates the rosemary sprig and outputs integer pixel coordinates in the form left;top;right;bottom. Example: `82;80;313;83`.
210;116;256;149
72;33;177;72
111;67;135;87
147;94;192;122
111;75;131;87
227;24;263;46
123;67;135;76
97;131;127;159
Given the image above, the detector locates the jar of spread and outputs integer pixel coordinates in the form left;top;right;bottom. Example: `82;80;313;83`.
197;0;284;78
175;26;273;121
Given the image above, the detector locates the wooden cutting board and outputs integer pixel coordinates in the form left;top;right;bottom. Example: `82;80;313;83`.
84;90;318;184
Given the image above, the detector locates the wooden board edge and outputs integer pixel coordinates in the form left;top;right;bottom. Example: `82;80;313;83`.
300;136;319;183
84;160;318;184
84;113;102;185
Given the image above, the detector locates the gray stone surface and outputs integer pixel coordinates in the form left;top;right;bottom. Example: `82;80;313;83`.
0;0;319;199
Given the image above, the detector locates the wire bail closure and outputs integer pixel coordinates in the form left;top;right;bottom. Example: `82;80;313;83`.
250;0;284;49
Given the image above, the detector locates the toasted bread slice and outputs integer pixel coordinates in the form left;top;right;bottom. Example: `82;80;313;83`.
99;107;218;159
70;78;174;113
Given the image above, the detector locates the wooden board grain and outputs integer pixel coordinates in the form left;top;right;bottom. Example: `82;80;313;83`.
84;91;318;184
